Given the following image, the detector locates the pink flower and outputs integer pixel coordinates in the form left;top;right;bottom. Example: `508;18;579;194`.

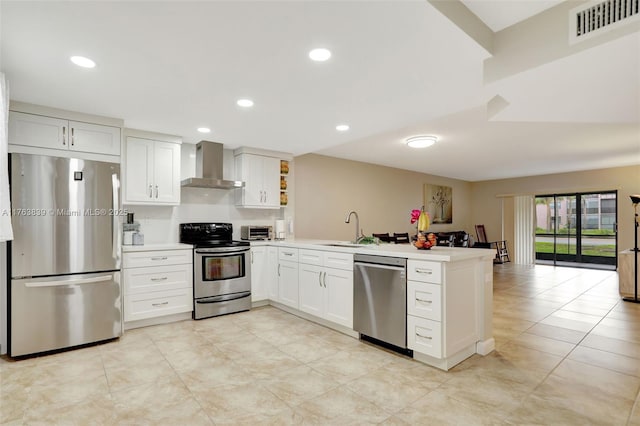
410;209;421;224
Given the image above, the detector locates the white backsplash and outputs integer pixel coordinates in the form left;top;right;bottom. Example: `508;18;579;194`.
124;144;293;243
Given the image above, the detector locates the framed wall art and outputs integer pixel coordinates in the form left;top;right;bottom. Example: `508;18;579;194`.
424;184;452;224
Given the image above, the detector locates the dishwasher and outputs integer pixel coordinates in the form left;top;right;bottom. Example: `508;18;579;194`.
353;254;409;351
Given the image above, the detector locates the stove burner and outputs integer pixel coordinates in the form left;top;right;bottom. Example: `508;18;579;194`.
179;223;249;247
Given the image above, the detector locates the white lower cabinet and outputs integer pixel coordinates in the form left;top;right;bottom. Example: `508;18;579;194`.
123;247;193;323
407;316;442;358
251;246;278;302
298;263;323;317
250;247;267;302
298;249;353;329
278;247;299;309
267;247;279;301
407;258;479;369
323;267;353;328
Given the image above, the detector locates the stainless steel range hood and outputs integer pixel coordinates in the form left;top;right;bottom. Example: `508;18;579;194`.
181;141;245;189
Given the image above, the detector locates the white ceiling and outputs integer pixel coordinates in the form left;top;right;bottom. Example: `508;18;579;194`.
461;0;564;32
1;0;639;182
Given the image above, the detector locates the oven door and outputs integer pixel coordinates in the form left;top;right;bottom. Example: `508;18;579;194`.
194;247;251;298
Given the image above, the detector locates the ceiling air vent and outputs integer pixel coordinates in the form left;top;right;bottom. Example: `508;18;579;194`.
570;0;639;44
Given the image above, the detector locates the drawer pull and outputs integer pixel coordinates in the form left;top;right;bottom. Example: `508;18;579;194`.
152;301;169;307
415;268;432;274
415;298;433;303
150;256;168;261
416;333;433;340
151;277;168;282
283;252;294;256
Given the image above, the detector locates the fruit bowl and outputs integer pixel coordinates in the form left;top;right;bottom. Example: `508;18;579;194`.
414;241;433;250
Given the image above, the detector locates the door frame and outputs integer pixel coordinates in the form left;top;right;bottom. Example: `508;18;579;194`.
535;190;618;268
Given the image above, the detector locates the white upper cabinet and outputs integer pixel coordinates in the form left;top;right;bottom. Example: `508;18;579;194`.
234;148;290;209
235;153;280;208
123;133;181;205
9;111;121;156
69;121;121;156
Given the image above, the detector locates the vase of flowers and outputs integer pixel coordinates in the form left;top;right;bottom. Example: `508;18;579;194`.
411;207;433;249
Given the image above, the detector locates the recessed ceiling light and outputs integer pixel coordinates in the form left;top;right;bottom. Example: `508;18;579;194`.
406;135;437;148
197;127;211;133
336;124;350;132
237;99;254;108
70;56;96;68
309;48;331;62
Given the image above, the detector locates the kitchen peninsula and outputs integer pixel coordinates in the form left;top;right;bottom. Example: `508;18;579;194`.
250;240;495;371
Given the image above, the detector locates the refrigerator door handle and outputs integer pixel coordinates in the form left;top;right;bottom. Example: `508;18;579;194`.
112;173;121;264
25;274;114;288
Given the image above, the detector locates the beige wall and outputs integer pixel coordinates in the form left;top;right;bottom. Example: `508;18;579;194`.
295;156;639;263
471;165;640;262
294;154;472;241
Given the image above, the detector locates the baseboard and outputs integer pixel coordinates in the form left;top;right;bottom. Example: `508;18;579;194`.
124;311;192;330
476;338;495;355
268;301;358;339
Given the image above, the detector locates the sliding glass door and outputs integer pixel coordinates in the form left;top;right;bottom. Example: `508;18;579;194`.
535;191;617;267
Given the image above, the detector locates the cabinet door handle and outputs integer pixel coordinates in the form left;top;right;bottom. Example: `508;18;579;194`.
278;263;281;276
264;191;267;204
62;126;66;145
155;185;159;198
318;271;322;287
415;268;433;275
71;127;75;146
322;271;327;287
151;277;168;282
149;185;153;198
150;256;168;261
415;298;433;303
416;333;433;340
152;301;169;307
251;251;254;264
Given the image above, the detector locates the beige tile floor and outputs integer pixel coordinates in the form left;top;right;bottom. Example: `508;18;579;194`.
1;263;640;425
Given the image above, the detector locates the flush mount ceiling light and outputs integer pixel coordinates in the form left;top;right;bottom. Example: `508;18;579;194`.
336;124;350;132
70;56;96;68
237;99;254;108
406;135;437;148
197;127;211;133
309;48;331;62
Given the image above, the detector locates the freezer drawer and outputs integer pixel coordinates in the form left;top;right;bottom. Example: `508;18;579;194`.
10;272;122;357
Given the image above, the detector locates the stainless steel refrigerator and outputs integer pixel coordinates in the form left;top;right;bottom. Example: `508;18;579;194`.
8;153;122;357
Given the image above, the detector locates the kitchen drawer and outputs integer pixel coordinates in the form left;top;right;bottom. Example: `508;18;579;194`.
279;247;298;262
299;249;323;266
407;315;442;358
123;249;192;269
124;264;192;294
323;251;353;271
124;288;193;322
408;281;441;321
407;260;442;284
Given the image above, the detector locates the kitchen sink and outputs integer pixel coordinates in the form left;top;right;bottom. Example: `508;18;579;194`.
321;243;374;248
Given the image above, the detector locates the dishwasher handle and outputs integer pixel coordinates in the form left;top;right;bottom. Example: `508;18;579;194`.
354;262;406;272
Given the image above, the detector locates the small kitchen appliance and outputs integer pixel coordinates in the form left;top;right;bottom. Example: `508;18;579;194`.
179;223;251;319
274;219;286;240
240;225;272;240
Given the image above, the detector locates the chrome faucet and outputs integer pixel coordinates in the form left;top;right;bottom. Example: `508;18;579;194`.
345;210;362;244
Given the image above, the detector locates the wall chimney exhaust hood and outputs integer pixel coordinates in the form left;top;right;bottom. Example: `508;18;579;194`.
180;141;245;189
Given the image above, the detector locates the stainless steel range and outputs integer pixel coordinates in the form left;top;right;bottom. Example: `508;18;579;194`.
179;223;251;320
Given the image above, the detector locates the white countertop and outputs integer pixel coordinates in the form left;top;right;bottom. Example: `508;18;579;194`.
251;239;495;262
122;243;193;252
